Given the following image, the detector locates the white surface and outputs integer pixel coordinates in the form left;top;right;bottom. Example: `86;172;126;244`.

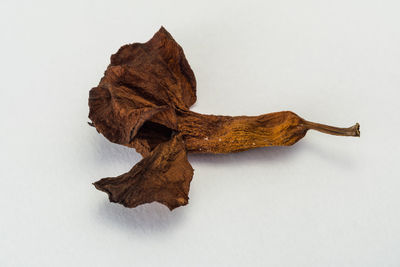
1;0;399;266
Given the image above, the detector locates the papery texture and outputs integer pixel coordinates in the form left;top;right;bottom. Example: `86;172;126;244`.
93;135;193;210
89;27;196;156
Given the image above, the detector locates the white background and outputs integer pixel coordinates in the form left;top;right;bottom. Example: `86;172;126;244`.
1;0;399;266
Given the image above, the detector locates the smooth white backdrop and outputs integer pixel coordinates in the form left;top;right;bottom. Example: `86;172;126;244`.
1;0;399;266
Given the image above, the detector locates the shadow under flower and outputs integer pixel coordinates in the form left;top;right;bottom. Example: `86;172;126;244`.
93;134;356;234
96;200;186;234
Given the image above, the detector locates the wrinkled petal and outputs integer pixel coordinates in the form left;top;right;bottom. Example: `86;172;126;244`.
93;135;194;210
109;26;197;109
88;27;196;155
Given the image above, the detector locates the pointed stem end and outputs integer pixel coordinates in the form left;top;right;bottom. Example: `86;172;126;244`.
303;120;360;137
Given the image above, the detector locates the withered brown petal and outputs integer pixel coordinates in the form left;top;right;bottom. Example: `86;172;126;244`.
109;26;197;109
88;27;196;155
93;135;194;210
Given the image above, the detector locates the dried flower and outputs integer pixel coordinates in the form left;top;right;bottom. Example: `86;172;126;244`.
89;27;360;210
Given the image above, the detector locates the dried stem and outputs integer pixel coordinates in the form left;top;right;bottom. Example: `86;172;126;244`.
303;120;360;137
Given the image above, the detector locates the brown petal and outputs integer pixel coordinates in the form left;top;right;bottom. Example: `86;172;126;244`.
109;26;197;109
89;27;196;155
93;135;194;210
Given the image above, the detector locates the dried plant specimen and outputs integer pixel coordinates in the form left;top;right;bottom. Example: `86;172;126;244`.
89;27;360;210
